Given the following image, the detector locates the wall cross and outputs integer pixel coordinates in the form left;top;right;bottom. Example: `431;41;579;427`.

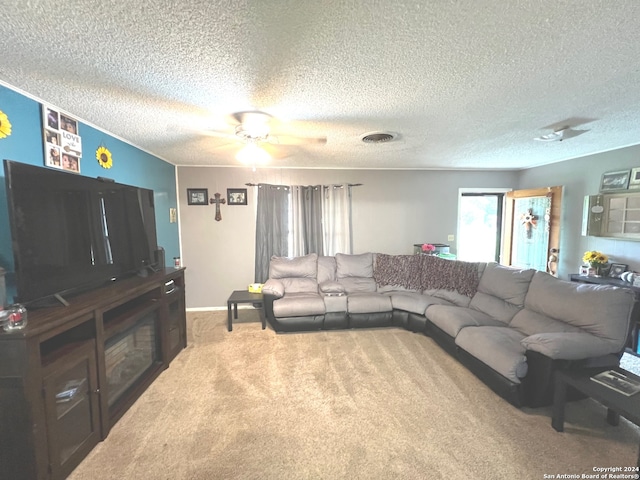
209;192;226;221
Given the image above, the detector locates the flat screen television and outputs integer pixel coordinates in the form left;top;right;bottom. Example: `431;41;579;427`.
3;160;159;307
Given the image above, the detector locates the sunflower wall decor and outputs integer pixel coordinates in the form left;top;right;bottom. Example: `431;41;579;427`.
96;145;113;169
0;110;12;138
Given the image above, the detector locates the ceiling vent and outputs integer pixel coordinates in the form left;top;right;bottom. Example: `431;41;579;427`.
361;132;396;144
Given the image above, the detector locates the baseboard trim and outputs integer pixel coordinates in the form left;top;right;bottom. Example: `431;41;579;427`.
186;305;257;312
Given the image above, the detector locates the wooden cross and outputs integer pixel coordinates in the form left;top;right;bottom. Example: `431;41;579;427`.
210;193;226;221
520;208;538;239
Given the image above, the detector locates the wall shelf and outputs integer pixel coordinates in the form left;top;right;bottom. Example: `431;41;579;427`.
583;191;640;241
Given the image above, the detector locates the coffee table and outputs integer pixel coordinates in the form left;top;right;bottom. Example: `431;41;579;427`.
552;367;640;467
226;290;265;332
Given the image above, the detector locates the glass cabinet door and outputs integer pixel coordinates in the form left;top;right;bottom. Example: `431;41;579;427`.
167;299;183;356
43;341;100;479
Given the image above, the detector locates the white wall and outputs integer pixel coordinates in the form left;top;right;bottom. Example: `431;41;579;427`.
517;143;640;280
178;167;519;308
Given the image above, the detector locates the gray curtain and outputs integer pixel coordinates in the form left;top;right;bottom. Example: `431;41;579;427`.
321;184;353;255
291;185;323;256
254;184;290;283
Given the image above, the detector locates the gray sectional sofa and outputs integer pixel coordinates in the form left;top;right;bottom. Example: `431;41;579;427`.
262;252;636;407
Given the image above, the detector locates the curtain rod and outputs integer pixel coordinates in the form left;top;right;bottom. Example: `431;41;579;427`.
245;183;363;187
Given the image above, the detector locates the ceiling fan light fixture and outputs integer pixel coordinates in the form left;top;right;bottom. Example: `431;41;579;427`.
235;124;270;141
236;143;271;165
235;111;272;140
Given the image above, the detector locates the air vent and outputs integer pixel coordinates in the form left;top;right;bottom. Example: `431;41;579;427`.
361;132;396;144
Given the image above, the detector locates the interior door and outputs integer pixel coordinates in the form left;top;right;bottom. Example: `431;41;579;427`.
502;186;562;275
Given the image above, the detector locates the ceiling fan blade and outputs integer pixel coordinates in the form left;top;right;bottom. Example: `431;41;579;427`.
561;128;589;139
268;134;327;146
261;143;294;159
198;129;239;140
169;123;238;139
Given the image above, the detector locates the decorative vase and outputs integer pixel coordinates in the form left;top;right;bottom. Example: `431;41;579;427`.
590;263;608;277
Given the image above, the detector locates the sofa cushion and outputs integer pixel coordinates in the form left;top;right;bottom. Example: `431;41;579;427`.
317;256;337;284
523;271;634;344
475;263;535;304
389;291;453;315
262;279;285;298
469;263;535;323
323;294;348;313
273;293;325;317
423;288;472;308
282;278;318;294
339;277;377;294
336;252;373;278
269;253;318;280
509;308;582;337
455;326;528;384
377;284;418;293
521;331;621;360
347;293;392;314
469;292;523;325
426;305;505;338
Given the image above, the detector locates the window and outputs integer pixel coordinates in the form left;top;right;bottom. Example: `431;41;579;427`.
254;183;353;282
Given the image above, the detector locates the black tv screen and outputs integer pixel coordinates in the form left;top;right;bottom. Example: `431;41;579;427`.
3;160;158;306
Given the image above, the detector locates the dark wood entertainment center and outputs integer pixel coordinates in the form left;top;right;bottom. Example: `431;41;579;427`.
0;268;186;480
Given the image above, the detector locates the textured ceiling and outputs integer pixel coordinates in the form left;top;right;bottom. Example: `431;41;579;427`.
3;1;640;170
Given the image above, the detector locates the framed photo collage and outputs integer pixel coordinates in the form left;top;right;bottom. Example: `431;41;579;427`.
42;104;82;173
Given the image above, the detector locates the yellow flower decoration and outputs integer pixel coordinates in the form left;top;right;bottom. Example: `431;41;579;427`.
96;146;113;169
582;250;608;265
0;110;12;139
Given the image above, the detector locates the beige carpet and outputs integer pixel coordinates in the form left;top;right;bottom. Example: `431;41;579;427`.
68;310;639;480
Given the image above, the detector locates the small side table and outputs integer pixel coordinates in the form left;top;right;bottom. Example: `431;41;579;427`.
226;290;265;332
552;367;640;467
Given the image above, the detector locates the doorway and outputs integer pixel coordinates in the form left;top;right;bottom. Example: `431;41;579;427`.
502;186;563;275
457;186;562;273
457;190;508;262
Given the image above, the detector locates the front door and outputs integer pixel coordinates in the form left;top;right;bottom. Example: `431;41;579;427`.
502;186;562;275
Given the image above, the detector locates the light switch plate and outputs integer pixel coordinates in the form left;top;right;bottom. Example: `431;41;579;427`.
447;234;455;242
169;208;177;223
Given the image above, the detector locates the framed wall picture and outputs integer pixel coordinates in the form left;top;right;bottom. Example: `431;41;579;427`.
227;188;247;205
600;170;630;192
187;188;208;206
608;263;628;278
42;104;82;173
629;167;640;189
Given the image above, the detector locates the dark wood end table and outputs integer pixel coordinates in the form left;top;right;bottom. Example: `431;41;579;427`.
552;367;640;467
226;290;265;332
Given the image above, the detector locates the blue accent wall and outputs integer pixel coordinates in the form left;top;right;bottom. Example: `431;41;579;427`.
0;83;180;303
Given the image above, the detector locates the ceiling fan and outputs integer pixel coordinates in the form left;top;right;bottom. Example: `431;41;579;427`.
200;111;327;164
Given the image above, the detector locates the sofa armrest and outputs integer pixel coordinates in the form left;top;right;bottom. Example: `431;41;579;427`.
521;332;617;360
319;280;345;296
262;279;285;298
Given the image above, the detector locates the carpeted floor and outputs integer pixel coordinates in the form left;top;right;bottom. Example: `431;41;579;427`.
68;310;640;480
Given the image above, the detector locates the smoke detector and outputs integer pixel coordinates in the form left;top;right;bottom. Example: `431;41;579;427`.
361;132;396;144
